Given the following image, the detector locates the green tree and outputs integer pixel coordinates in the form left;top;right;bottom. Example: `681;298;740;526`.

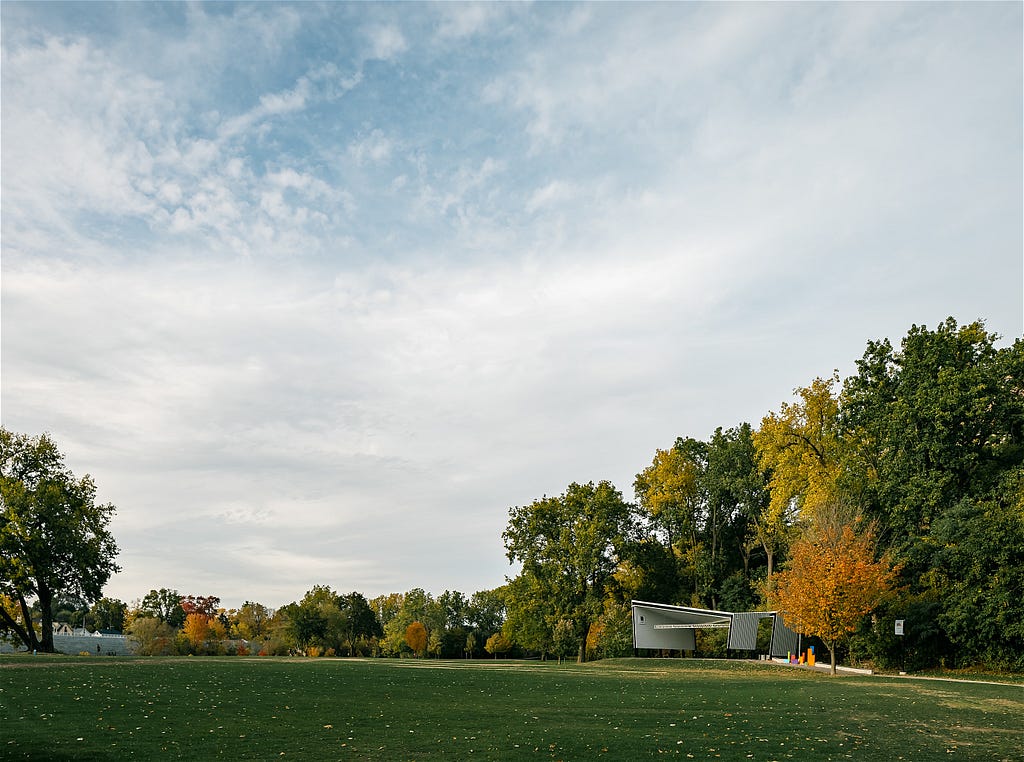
926;468;1024;670
466;587;506;645
502;572;553;658
551;619;577;663
139;589;186;629
843;318;1023;551
380;588;441;656
89;597;128;631
842;319;1024;670
504;480;636;663
235;600;273;640
0;429;120;652
704;424;769;583
337;591;382;656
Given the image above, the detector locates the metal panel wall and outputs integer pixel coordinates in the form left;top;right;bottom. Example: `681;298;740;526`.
727;611;765;650
632;606;698;651
769;614;800;658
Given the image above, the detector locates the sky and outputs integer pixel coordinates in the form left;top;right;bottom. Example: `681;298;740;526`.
2;2;1021;610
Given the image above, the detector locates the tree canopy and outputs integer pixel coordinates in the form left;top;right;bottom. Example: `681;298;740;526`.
504;480;635;663
0;429;120;652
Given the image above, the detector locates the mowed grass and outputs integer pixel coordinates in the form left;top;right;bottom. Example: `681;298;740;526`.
1;656;1021;761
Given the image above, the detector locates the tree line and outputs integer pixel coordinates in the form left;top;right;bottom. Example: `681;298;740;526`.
501;317;1023;671
3;318;1021;671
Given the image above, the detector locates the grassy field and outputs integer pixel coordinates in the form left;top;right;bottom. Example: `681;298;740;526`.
1;656;1021;761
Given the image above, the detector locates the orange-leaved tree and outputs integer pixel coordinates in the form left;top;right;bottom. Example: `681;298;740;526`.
775;522;896;674
405;621;427;657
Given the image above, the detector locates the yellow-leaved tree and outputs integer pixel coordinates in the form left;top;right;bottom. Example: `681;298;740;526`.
404;620;427;657
774;522;897;674
753;375;847;598
183;612;211;652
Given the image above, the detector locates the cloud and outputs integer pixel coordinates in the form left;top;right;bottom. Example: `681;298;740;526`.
366;24;407;61
433;3;516;41
348;130;394;164
525;180;578;214
2;2;1019;606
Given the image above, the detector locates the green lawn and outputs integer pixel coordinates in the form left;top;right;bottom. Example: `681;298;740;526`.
1;656;1021;760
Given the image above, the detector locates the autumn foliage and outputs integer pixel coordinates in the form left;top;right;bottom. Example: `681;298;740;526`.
775;522;897;673
404;621;427;656
180;595;220;620
183;612;211;649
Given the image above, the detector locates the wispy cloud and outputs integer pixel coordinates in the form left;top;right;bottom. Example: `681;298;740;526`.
2;2;1019;605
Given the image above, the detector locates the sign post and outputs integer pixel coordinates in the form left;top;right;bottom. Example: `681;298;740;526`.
895;619;906;674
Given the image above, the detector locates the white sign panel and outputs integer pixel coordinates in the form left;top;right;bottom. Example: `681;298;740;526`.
895;619;904;636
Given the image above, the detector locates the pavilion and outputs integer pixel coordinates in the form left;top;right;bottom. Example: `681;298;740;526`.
631;600;799;658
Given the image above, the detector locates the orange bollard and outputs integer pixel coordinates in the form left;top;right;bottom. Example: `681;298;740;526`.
808;646;816;666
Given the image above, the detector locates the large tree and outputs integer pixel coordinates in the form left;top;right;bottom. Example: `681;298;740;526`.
89;596;128;631
504;480;636;663
775;522;896;674
842;318;1023;551
138;588;186;629
753;376;849;598
0;429;120;652
337;591;382;656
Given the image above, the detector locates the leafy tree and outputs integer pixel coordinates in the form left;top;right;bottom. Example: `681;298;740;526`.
704;424;769;583
405;621;427;656
775;522;897;674
183;612;211;652
337;591;382;656
379;588;444;656
437;590;468;631
49;594;88;629
926;468;1024;670
592;599;634;659
139;589;186;629
843;318;1023;552
634;446;702;552
484;631;512;658
428;630;443;658
501;571;554;658
370;592;403;628
466;587;506;643
551;619;577;663
753;377;848;597
126;616;176;656
504;480;636;662
234;601;273;640
181;595;220;620
89;597;127;631
281;600;327;651
613;539;685;605
0;429;120;652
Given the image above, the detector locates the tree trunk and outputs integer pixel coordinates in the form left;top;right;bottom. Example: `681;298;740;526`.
828;640;837;675
0;596;38;651
38;583;55;653
577;616;590;664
